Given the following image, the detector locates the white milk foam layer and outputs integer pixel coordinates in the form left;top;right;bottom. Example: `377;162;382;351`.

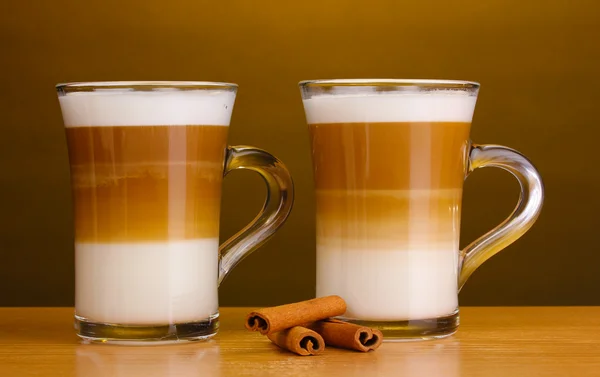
76;239;219;325
317;245;459;320
59;90;235;127
303;92;477;124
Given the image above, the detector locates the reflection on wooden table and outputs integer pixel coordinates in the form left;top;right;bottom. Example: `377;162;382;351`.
0;307;599;377
75;342;220;376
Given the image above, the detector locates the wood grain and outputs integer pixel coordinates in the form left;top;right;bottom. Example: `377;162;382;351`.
0;307;599;376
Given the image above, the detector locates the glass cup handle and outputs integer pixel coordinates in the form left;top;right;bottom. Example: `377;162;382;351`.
459;144;544;291
218;145;294;286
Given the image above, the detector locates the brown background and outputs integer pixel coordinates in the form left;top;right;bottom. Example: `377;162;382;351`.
0;0;598;307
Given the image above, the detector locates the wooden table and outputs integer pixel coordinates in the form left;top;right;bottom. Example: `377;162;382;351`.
1;307;599;376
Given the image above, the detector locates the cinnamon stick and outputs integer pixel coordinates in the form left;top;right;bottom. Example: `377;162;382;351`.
266;326;325;356
308;319;383;352
245;296;346;335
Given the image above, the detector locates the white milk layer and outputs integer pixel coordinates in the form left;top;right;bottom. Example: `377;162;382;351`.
316;244;459;320
76;239;219;325
59;90;235;127
303;91;477;124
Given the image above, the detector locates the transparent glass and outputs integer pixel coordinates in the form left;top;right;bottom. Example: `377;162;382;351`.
56;81;294;343
300;79;544;340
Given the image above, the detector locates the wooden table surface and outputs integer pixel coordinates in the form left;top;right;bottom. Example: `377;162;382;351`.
1;307;599;377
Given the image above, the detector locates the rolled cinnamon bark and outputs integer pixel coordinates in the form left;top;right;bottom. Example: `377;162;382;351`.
267;326;325;356
308;319;383;352
245;296;346;335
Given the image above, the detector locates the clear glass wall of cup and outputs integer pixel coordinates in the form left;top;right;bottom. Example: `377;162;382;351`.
299;79;544;340
57;81;294;344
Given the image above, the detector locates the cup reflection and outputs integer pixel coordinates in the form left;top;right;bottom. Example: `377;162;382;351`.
76;341;220;377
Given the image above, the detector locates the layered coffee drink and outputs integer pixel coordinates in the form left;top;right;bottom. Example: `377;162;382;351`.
60;91;234;325
304;92;477;321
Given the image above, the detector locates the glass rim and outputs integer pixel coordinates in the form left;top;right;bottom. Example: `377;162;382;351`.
298;78;480;89
56;81;238;91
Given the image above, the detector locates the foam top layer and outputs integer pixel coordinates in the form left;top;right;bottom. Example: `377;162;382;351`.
303;92;477;124
59;90;236;127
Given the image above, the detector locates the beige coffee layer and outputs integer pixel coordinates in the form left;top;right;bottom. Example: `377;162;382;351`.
315;189;462;247
309;122;471;190
66;125;228;242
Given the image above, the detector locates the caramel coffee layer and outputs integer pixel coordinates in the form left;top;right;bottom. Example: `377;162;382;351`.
309;122;471;190
315;189;462;247
310;121;469;249
66;125;228;242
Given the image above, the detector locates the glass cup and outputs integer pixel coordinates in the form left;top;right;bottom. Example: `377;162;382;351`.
299;79;544;340
57;81;294;344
